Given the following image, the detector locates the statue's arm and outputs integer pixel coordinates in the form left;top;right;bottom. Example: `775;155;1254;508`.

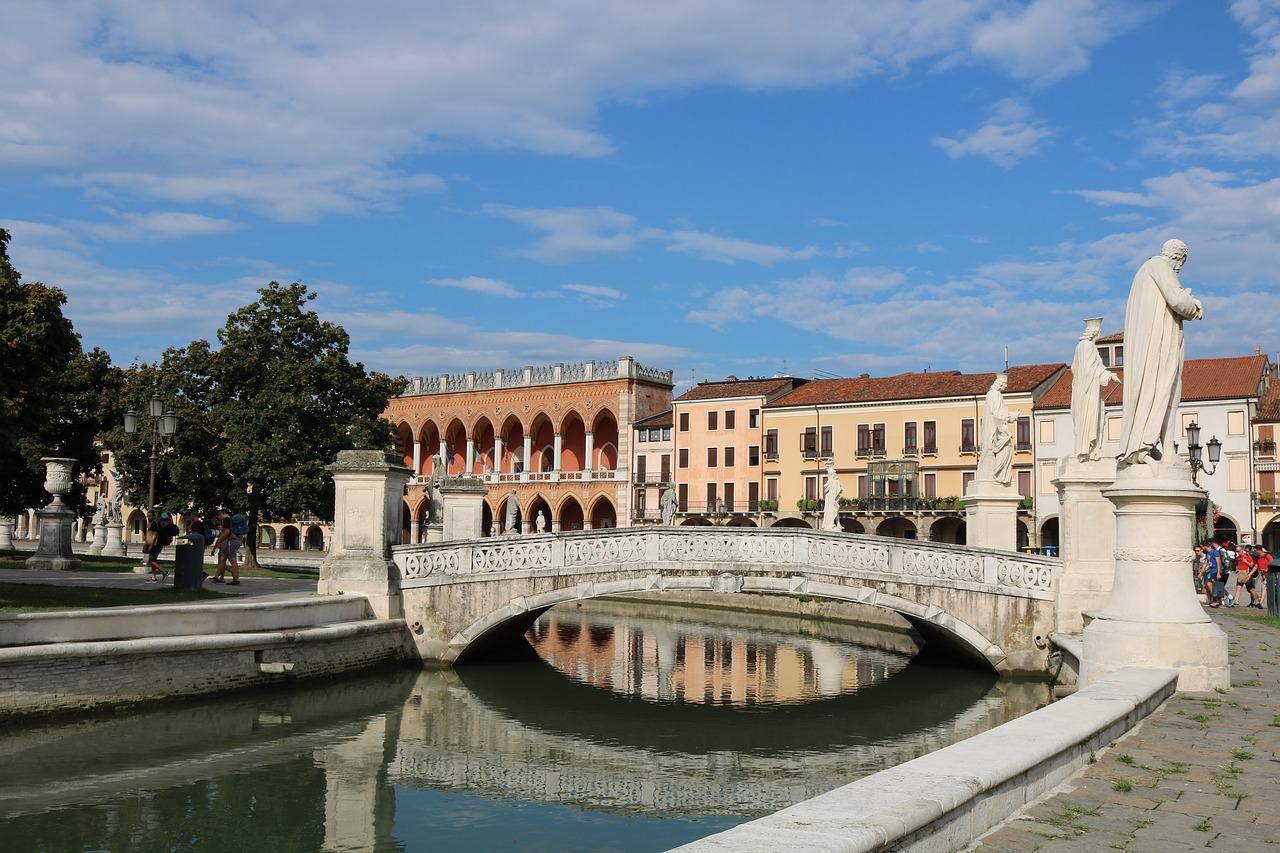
1152;262;1203;320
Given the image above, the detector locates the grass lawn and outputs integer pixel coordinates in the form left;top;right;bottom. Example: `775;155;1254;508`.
0;550;316;580
1224;607;1280;629
0;581;229;612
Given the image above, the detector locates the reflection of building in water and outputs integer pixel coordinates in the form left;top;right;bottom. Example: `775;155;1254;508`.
527;608;900;706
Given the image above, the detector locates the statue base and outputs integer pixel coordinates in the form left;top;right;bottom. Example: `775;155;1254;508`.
963;480;1022;552
0;518;13;551
88;522;107;555
102;522;126;557
1052;456;1118;634
25;500;82;571
1080;461;1229;691
440;478;488;541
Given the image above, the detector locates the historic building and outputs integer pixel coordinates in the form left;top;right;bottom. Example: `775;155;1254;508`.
387;357;674;540
1033;349;1272;548
1254;371;1280;552
630;409;674;523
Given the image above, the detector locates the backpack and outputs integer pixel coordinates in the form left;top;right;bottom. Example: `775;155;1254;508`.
230;514;249;536
157;519;177;548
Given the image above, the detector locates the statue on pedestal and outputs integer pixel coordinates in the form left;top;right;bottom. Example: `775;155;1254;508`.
660;485;677;526
822;459;842;531
428;454;445;521
1116;239;1202;470
1071;317;1117;462
977;374;1017;486
504;490;518;534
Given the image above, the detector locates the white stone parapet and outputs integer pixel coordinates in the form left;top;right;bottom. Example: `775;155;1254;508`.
401;356;674;396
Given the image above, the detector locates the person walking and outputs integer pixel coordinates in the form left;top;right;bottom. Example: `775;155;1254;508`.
212;512;248;585
209;510;230;581
1238;546;1262;608
144;511;177;583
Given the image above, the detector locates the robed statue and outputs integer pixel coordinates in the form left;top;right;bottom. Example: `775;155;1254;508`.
1071;318;1117;462
822;459;842;531
1116;239;1202;469
976;373;1017;486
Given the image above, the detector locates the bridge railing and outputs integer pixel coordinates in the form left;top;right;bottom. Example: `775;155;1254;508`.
392;526;1056;596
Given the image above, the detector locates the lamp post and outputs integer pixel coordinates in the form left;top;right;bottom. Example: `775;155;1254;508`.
124;395;177;512
1183;421;1221;486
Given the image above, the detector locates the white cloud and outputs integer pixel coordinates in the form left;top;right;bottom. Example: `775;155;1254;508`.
80;210;241;242
665;230;819;265
933;99;1054;167
970;0;1149;83
430;276;520;298
562;283;623;307
483;204;642;263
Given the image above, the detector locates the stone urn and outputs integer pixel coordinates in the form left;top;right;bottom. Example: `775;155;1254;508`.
25;457;82;571
42;457;78;504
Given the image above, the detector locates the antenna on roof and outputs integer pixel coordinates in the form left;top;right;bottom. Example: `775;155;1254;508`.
1004;346;1009;371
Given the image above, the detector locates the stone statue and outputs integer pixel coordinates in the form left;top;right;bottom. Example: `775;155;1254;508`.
105;489;123;524
90;493;107;527
1116;239;1202;469
822;459;842;531
977;373;1017;486
660;485;677;526
504;490;518;533
428;454;446;521
535;511;546;533
1071;317;1117;462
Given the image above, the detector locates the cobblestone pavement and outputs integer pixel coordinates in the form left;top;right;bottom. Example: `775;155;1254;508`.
970;610;1280;852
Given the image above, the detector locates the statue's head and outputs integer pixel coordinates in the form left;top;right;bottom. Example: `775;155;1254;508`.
1161;239;1188;270
1081;317;1103;340
994;372;1008;390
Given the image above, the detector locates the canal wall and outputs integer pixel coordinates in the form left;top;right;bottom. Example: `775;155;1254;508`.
0;596;414;721
670;666;1177;853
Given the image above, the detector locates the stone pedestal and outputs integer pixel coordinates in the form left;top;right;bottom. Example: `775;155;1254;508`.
88;521;107;555
424;522;443;544
1052;456;1118;634
440;478;488;542
0;517;13;551
963;480;1022;552
25;458;82;571
102;522;126;557
318;450;410;619
1080;463;1229;691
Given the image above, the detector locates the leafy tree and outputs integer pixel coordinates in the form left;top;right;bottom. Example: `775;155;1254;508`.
107;282;400;560
0;229;120;519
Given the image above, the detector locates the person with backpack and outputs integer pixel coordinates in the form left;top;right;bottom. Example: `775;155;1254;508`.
1204;540;1227;608
212;511;248;586
144;510;178;583
1238;546;1261;608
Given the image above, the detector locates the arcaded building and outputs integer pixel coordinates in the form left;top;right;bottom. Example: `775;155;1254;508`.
386;357;673;540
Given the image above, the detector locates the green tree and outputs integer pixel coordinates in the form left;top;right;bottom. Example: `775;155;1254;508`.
108;282;400;559
0;229;119;519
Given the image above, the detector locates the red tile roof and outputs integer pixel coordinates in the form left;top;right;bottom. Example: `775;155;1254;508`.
766;363;1065;409
1096;332;1124;344
1256;373;1280;423
634;410;673;429
1035;355;1269;410
675;377;804;403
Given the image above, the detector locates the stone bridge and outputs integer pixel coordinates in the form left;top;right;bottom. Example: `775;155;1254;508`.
388;527;1058;676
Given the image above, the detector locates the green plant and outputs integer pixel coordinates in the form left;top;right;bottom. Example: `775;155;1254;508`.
1193;821;1212;832
1113;778;1134;792
756;499;777;512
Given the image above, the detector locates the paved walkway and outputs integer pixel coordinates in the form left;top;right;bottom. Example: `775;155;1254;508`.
970;610;1280;852
0;564;319;600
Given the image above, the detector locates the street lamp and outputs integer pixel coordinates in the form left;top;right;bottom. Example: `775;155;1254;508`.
1184;421;1221;486
124;394;177;512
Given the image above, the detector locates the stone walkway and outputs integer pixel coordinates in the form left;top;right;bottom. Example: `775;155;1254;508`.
970;610;1280;852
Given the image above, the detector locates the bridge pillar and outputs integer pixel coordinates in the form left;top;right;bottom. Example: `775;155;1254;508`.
440;478;487;541
1080;467;1228;691
1052;456;1117;634
319;450;409;619
963;481;1020;552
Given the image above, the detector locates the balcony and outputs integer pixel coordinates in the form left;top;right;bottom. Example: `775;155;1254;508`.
959;444;977;455
632;472;672;486
1255;440;1277;458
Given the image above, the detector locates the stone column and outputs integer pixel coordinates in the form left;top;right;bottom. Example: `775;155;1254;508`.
103;522;126;556
318;450;410;619
963;480;1021;552
584;431;594;474
0;517;13;551
553;432;563;472
88;519;107;555
1080;465;1229;691
465;436;475;474
440;478;488;541
411;440;421;477
1051;456;1118;634
493;435;504;474
409;518;421;544
25;457;82;571
522;434;532;483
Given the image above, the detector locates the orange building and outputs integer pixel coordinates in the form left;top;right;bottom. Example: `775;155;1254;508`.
386;357;673;539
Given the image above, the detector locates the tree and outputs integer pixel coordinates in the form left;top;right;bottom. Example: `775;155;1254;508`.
108;282;400;561
0;229;119;519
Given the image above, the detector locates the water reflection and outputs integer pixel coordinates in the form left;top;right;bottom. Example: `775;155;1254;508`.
0;599;1051;852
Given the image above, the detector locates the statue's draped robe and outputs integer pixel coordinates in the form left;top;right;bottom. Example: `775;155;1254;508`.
1117;256;1202;465
1071;338;1111;460
979;385;1014;486
822;472;841;531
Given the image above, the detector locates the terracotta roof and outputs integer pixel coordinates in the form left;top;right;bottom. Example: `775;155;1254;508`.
1096;332;1124;344
675;377;803;403
766;363;1065;409
1035;355;1269;410
634;410;673;429
1256;373;1280;423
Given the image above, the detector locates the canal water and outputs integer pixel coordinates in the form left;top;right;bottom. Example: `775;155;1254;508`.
0;597;1050;852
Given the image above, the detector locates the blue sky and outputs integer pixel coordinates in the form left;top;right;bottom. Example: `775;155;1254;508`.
3;0;1279;393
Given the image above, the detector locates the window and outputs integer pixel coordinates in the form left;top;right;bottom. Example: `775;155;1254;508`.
706;483;718;509
924;472;936;497
1099;348;1111;367
660;454;670;478
804;476;817;500
636;456;647;477
724;482;735;511
765;429;778;459
961;419;976;453
1180;412;1199;436
1016;417;1031;451
725;446;736;467
678;483;688;511
820;425;833;457
679;412;689;432
766;477;778;502
802;427;817;457
707;447;718;467
678;448;689;468
1114;346;1124;367
747;481;759;509
1018;470;1031;497
857;474;868;498
1039;419;1056;445
872;423;885;454
707;411;718;431
923;421;937;454
748;409;760;429
662;428;671;441
857;423;871;456
748;445;760;466
651;428;663;441
1227;410;1246;436
637;430;647;443
962;471;975;492
725;410;736;430
904;422;917;453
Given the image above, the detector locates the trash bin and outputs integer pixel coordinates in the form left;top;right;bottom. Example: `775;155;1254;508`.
173;534;206;591
1268;571;1279;617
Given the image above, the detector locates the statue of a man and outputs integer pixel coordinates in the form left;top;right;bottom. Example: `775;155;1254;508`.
977;373;1017;486
535;510;546;533
822;459;842;531
504;490;518;533
1071;318;1117;462
660;485;677;525
106;489;123;524
428;454;445;521
1116;239;1202;469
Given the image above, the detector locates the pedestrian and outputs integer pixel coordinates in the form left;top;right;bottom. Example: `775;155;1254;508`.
213;511;248;586
1238;546;1262;608
1205;539;1226;608
209;510;230;579
144;511;177;583
1256;546;1272;609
